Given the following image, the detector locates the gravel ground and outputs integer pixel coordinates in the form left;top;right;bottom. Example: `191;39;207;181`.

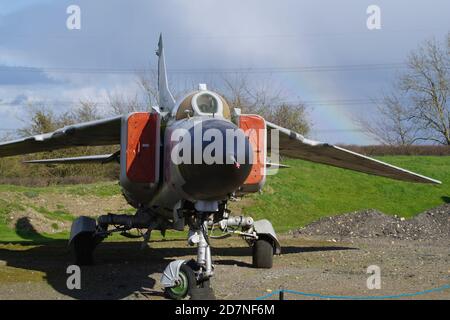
0;237;448;300
293;204;450;241
0;206;448;300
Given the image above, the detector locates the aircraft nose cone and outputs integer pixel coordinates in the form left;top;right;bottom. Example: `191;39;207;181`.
177;119;253;200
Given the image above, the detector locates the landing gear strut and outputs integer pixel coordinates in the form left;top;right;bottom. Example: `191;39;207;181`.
161;211;216;300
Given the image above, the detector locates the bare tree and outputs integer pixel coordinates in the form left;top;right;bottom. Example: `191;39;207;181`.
71;100;101;122
401;35;450;144
355;94;424;145
219;73;254;112
357;33;450;145
107;92;146;116
266;103;310;135
18;103;61;136
218;73;311;135
137;69;159;107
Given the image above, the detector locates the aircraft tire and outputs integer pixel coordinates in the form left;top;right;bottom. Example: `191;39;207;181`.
252;238;274;268
164;263;196;300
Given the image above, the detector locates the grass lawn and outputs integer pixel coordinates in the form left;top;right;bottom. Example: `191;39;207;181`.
241;156;449;232
0;156;448;240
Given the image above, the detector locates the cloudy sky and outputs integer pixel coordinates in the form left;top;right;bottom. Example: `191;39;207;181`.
0;0;449;144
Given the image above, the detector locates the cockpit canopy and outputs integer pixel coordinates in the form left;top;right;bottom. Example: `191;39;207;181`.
194;92;220;114
174;85;234;121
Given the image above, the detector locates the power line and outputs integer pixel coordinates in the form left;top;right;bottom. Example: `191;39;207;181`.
0;63;408;75
0;98;386;108
0;126;364;134
312;128;365;133
297;99;381;106
1;28;443;40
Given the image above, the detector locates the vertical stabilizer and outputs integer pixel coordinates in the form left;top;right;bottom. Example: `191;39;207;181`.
156;34;176;112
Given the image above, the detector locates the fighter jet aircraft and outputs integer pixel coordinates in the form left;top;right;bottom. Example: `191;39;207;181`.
0;35;441;300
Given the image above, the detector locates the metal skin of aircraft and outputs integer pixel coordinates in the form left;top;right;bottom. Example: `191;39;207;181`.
0;35;441;300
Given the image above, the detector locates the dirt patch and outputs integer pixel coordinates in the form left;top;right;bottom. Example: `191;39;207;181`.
34;193;130;217
293;205;450;241
7;208;69;234
227;197;258;215
0;191;130;234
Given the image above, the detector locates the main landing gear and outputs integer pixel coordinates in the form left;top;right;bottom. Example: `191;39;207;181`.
68;209;167;265
253;238;274;268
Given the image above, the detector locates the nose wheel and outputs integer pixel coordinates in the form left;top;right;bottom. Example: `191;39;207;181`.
164;263;196;300
162;260;216;300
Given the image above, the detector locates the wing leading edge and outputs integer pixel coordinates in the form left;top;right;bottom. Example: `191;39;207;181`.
266;121;441;184
23;153;119;164
0;116;121;158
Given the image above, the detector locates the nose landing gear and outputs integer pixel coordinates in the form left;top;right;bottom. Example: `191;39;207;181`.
160;206;281;300
161;212;216;300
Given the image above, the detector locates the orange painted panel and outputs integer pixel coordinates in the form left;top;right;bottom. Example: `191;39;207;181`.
239;115;266;186
126;113;159;183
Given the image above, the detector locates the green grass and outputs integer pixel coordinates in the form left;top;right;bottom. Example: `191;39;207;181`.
0;181;121;197
0;155;448;241
0;198;68;243
242;156;449;232
28;205;75;222
0;199;24;225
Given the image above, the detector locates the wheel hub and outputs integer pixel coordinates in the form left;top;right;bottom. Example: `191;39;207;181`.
169;271;189;297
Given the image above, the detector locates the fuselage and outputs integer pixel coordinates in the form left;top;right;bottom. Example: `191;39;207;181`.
119;88;265;223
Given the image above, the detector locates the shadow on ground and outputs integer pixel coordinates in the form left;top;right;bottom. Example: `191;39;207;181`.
0;218;357;299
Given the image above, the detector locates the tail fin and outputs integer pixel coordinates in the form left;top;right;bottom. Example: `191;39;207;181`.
156;34;176;112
